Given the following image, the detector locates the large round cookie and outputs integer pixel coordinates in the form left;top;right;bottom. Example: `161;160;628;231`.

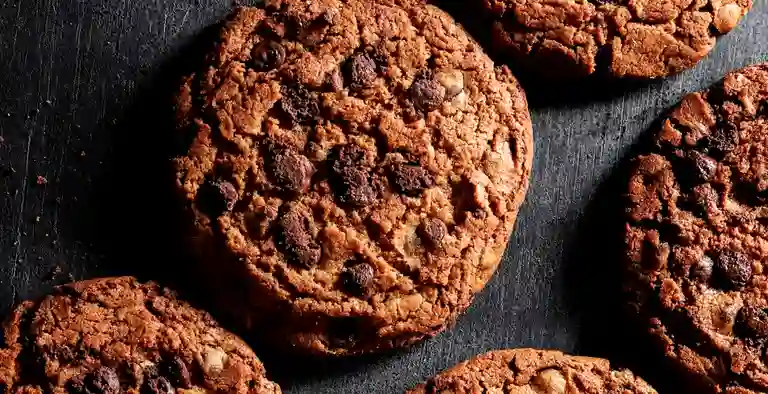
173;0;533;356
484;0;751;78
0;277;280;393
625;64;768;392
408;348;657;393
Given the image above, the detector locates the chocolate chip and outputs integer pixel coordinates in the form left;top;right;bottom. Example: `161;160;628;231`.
279;83;319;125
690;255;714;282
714;250;753;290
278;208;322;267
198;180;238;216
337;168;377;206
85;367;120;394
418;218;447;249
331;145;377;207
341;262;375;296
332;144;367;172
167;356;192;388
390;163;434;196
251;40;285;71
706;127;738;157
410;71;445;112
687;151;717;183
344;53;377;91
736;305;768;339
143;377;174;394
269;149;314;193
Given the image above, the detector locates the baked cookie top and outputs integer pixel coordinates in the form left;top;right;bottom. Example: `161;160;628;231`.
408;348;657;393
173;0;533;355
0;277;280;394
625;64;768;392
485;0;752;78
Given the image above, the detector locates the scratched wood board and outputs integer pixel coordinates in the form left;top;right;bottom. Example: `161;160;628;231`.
0;1;766;393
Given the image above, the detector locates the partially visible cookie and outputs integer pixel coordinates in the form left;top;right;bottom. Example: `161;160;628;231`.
483;0;752;78
408;348;657;393
173;0;533;356
0;277;280;394
625;63;768;392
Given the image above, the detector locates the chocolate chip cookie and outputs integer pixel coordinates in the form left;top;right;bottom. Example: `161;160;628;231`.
173;0;533;356
483;0;751;78
0;277;280;393
408;348;657;393
625;63;768;392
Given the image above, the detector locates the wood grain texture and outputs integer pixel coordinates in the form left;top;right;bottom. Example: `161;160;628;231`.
0;1;766;393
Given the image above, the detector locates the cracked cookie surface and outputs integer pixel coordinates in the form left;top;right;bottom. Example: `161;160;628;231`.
408;348;657;393
625;64;768;392
484;0;752;78
172;0;533;356
0;277;280;394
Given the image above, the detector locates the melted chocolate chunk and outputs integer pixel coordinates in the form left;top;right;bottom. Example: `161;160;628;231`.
390;163;434;196
410;70;445;112
331;145;378;207
340;262;375;296
269;148;314;193
85;367;120;394
418;218;447;249
166;356;192;388
714;250;753;290
143;377;174;394
251;40;286;71
344;53;377;90
278;207;322;267
736;305;768;339
198;180;238;216
280;83;319;125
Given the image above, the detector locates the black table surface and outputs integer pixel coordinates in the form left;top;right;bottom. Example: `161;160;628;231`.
1;1;767;393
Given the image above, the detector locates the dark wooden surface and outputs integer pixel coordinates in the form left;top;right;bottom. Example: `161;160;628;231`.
0;1;766;392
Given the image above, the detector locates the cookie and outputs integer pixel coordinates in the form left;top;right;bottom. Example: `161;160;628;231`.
408;348;657;393
0;277;280;393
625;63;768;392
483;0;751;78
173;0;533;356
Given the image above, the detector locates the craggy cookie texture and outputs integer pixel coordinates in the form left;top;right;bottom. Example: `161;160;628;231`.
0;277;280;394
625;64;768;392
173;0;532;355
485;0;751;78
408;348;657;393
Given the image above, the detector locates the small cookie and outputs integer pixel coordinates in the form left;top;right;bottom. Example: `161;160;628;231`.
173;0;533;355
0;277;280;393
408;348;657;393
625;64;768;392
483;0;752;78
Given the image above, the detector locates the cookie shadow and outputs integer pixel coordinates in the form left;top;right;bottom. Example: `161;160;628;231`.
74;21;227;294
247;339;409;390
560;115;694;393
431;0;663;108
